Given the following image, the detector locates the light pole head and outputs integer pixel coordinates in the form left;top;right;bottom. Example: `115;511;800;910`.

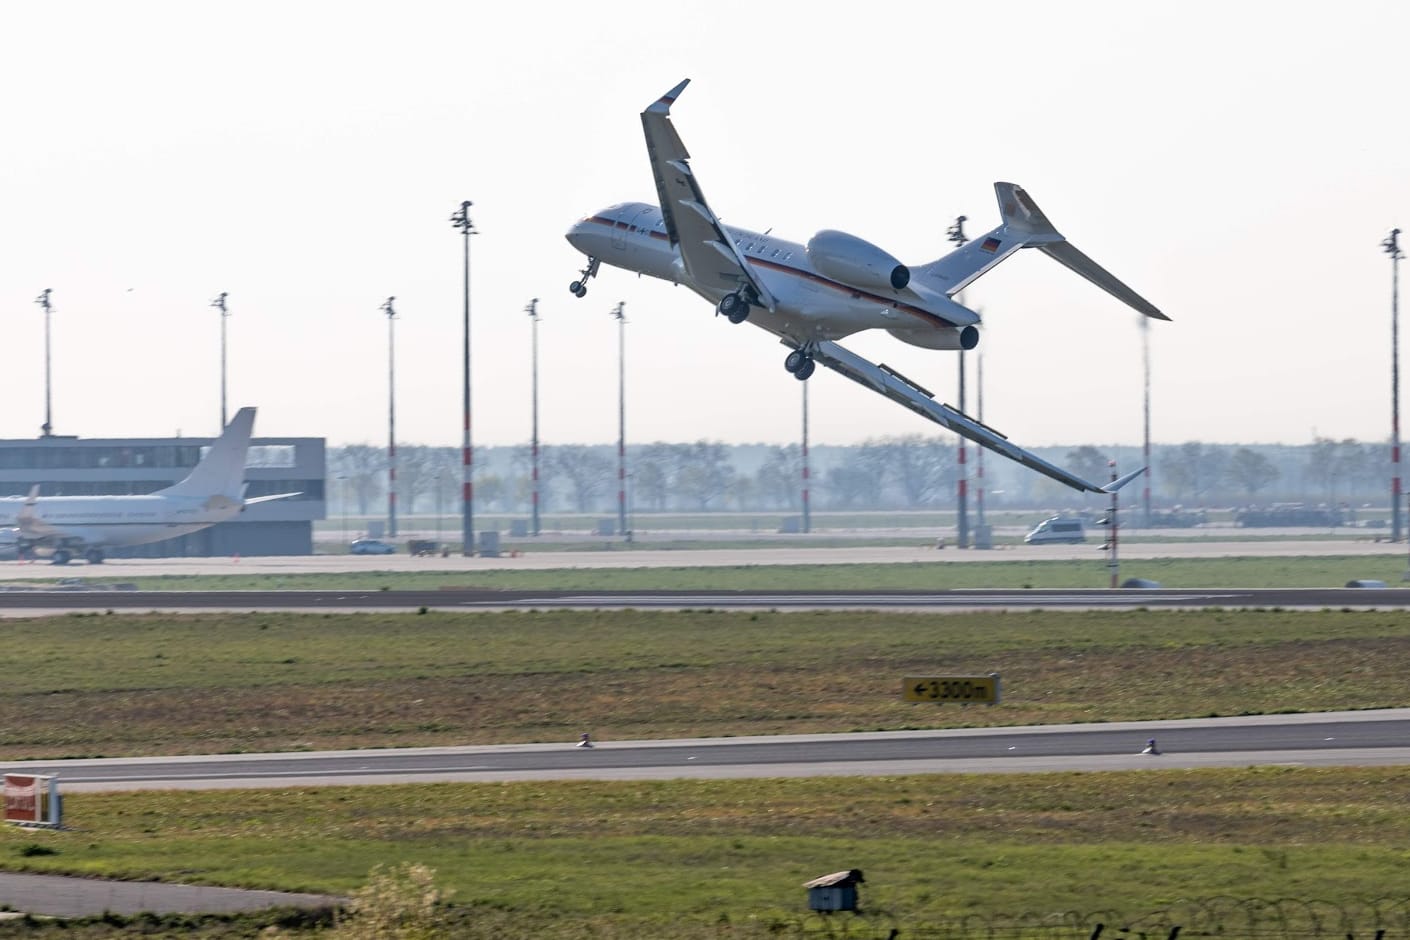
610;301;626;322
34;288;52;310
210;292;228;314
1385;228;1404;261
450;200;477;235
381;296;397;319
525;298;539;319
947;215;969;247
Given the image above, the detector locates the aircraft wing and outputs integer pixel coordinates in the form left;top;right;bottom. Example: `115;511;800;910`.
641;79;777;311
808;340;1142;495
244;492;302;506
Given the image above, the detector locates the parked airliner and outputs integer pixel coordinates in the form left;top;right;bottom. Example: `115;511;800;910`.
565;79;1169;494
0;407;294;565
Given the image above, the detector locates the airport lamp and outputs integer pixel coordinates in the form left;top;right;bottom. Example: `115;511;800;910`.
947;216;970;549
381;296;398;539
611;302;629;542
450;201;477;555
210;292;230;431
1384;228;1404;543
34;289;53;437
526;298;541;537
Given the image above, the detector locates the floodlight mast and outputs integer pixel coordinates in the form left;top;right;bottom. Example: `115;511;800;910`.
947;216;970;549
610;302;629;542
210;292;230;431
526;299;541;537
35;289;54;437
450;201;477;555
381;296;399;539
1385;228;1404;544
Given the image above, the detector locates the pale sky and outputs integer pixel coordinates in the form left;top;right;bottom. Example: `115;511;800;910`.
2;1;1406;451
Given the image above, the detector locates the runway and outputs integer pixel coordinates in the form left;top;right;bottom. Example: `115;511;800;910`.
2;585;1409;613
11;710;1409;793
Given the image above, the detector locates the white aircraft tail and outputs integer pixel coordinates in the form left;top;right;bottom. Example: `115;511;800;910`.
158;407;256;502
912;183;1168;321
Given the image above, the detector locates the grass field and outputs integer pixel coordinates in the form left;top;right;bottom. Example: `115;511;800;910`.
2;606;1409;936
11;553;1410;593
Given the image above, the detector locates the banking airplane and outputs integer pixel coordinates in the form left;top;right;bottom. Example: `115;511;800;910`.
0;407;294;565
565;79;1170;494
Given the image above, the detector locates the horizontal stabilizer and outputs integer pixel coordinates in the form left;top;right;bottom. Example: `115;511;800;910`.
1038;241;1169;321
1102;466;1147;494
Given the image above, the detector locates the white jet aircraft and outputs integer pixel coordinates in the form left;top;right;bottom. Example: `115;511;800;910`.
565;79;1170;494
0;407;295;565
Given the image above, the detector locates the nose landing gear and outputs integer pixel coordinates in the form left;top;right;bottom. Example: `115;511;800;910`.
569;257;600;299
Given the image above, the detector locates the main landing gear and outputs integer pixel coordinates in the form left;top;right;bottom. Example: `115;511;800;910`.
569;257;600;298
784;347;816;381
716;291;751;324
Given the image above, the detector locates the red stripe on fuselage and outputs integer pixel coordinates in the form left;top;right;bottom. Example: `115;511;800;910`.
582;217;959;331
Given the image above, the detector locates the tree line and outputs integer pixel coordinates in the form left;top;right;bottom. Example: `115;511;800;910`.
326;436;1395;516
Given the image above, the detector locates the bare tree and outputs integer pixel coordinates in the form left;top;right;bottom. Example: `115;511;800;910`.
756;445;802;509
1226;447;1281;500
332;444;385;514
676;441;736;510
543;444;614;513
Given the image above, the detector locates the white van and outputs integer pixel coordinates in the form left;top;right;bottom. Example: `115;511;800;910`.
1024;515;1086;544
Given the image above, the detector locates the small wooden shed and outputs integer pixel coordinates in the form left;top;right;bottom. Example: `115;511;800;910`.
803;868;864;912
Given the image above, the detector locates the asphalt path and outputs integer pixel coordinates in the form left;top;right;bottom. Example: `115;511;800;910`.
9;710;1409;793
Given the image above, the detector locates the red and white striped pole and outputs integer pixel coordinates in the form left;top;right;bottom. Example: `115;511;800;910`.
451;202;476;556
381;297;398;539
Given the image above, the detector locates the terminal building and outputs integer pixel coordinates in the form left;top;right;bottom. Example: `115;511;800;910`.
0;429;326;557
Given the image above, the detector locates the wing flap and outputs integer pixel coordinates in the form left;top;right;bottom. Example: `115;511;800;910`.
809;340;1115;494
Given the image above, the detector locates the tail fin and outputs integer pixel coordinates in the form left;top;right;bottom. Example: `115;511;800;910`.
159;407;256;501
911;183;1169;321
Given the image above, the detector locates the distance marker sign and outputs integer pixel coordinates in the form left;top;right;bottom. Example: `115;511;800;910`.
902;675;1001;705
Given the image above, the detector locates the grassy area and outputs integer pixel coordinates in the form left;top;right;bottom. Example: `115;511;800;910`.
3;607;1409;935
1;607;1407;758
11;553;1410;593
4;768;1410;935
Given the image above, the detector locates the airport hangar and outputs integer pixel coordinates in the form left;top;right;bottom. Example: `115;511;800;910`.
0;429;326;557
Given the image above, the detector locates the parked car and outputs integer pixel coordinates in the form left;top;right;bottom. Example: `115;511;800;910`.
349;538;395;555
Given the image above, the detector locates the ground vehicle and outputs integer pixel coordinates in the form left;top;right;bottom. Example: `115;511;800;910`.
349;538;395;555
1023;516;1087;544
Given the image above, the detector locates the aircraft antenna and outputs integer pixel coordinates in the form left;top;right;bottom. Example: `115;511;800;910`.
34;288;54;437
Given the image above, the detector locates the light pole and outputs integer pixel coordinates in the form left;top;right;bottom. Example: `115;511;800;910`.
946;216;970;549
976;352;985;538
526;298;542;537
450;200;477;555
210;292;230;431
338;475;349;544
1106;460;1120;588
34;289;54;437
611;302;629;542
1384;228;1404;543
381;296;398;539
801;380;811;534
1141;317;1152;528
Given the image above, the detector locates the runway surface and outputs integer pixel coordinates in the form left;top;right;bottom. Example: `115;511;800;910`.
10;710;1409;793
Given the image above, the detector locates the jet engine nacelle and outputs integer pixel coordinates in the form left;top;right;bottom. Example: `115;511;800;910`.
887;324;980;351
807;230;910;292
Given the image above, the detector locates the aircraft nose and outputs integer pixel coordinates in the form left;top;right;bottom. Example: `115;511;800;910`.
565;217;593;253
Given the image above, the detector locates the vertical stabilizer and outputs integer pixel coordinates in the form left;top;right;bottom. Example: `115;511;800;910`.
159;407;256;501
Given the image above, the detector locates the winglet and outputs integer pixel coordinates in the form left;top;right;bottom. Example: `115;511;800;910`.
1101;467;1147;494
646;78;690;115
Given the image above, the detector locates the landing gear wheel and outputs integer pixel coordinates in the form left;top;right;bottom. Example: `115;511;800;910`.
717;292;746;321
784;349;807;374
52;548;72;566
793;358;816;381
570;281;588;298
85;548;105;565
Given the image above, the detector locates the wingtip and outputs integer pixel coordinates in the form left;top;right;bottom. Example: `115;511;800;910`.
646;78;691;115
